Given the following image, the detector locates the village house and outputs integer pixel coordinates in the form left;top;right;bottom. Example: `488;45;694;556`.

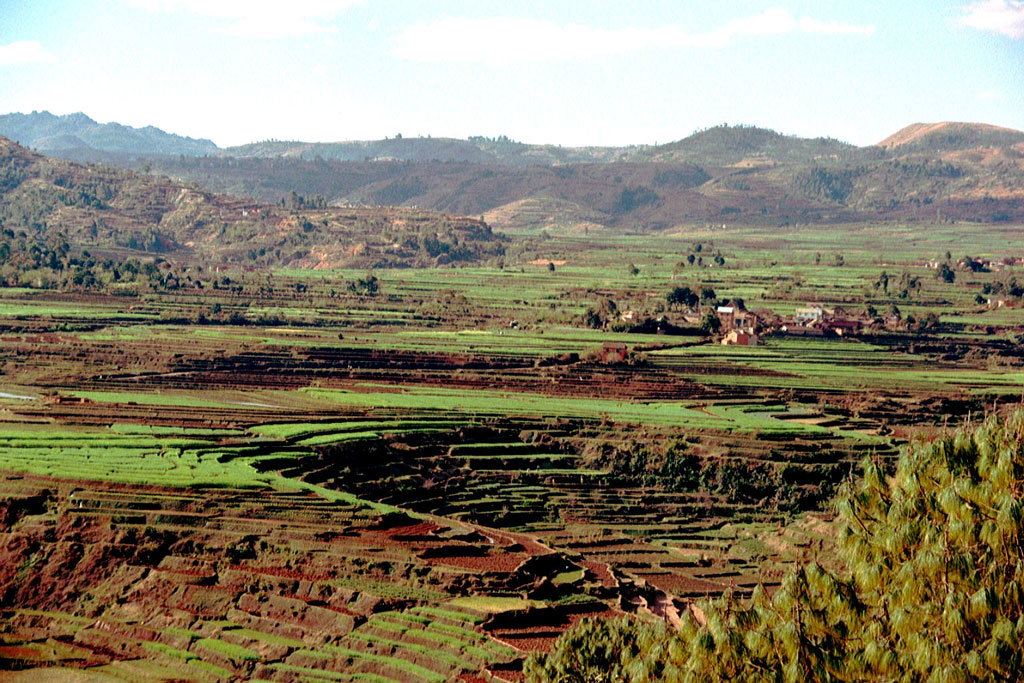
749;308;779;329
716;306;736;330
794;304;824;324
681;311;703;325
601;343;628;364
734;309;758;329
780;324;824;337
722;329;759;346
826;318;863;336
989;297;1015;309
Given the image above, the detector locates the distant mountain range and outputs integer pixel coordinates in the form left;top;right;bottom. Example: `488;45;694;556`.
4;109;1023;168
2;110;1023;230
0;111;636;165
0;111;218;157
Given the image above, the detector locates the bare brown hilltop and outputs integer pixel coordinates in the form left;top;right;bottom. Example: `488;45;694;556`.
877;121;1024;152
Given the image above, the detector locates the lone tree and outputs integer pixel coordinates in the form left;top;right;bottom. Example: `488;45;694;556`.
526;409;1024;682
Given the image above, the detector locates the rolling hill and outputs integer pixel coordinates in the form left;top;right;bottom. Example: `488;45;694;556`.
223;136;635;166
877;122;1024;154
0;136;504;270
134;127;1024;231
4;110;1023;232
629;124;861;166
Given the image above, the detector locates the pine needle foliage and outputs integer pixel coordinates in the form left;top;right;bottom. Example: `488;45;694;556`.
525;410;1024;682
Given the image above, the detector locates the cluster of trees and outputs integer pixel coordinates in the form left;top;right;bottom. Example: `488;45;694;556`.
346;273;380;296
580;284;737;335
468;134;520;145
0;231;242;293
580;297;619;330
527;410;1024;681
936;254;988;284
795;167;858;203
666;285;717;309
281;190;328;211
665;285;746;334
613;186;660;214
959;255;989;273
982;278;1024;299
876;259;1023;306
874;270;922;299
675;242;726;269
0;229;159;290
581;435;841;512
889;157;964;179
581;284;747;335
372;220;505;268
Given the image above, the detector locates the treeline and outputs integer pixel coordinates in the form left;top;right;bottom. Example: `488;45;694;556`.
580;435;845;513
0;232;202;291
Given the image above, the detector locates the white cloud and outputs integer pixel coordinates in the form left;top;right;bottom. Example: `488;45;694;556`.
393;9;876;65
958;0;1024;39
979;90;1002;100
125;0;362;37
0;41;57;67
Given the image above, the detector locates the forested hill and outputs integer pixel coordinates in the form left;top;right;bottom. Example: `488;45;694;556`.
0;136;504;276
628;124;860;166
222;136;635;166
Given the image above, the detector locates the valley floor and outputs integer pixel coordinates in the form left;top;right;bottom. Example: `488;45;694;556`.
1;224;1022;681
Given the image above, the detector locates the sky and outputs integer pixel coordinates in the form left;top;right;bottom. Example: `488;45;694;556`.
0;0;1022;148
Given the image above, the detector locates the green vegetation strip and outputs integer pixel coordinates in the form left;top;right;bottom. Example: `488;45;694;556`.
142;641;195;660
195;638;260;661
270;664;400;682
348;631;471;669
322;645;447;682
407;606;485;624
227;628;306;648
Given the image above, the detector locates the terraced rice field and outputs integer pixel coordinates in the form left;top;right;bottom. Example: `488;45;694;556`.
0;474;548;681
1;224;1022;679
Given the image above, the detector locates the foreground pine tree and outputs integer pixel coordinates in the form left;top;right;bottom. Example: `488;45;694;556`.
525;410;1024;682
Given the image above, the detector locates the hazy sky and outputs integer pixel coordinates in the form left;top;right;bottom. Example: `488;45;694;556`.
1;1;1022;147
